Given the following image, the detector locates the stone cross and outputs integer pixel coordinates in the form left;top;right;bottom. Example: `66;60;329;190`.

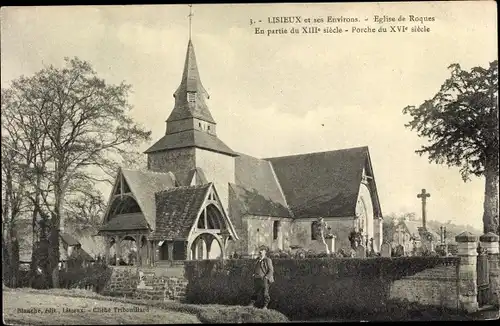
396;224;405;245
417;188;431;229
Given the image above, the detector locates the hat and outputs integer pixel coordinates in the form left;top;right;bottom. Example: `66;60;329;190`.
258;245;269;252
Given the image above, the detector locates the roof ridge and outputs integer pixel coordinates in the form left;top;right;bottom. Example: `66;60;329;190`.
264;146;369;161
122;168;177;176
156;182;211;194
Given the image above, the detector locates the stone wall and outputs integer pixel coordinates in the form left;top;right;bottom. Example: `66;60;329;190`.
389;265;459;309
292;218;355;252
239;216;355;256
147;147;196;175
102;266;188;302
244;216;293;255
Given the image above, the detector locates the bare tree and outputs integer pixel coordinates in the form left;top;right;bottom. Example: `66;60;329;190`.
2;57;151;287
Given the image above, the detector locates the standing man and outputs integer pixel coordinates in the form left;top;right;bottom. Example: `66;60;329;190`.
249;245;274;309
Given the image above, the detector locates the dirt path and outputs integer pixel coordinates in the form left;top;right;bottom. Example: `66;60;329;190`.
3;289;201;325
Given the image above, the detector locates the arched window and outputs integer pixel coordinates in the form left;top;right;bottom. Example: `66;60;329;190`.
311;221;319;240
273;221;280;240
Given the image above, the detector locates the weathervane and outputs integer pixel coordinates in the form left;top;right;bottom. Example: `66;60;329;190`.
188;4;194;40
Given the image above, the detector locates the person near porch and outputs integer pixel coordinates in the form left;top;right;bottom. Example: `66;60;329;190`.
249;245;274;309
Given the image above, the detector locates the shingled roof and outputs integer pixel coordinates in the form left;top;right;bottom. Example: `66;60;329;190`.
168;39;215;124
265;146;372;218
176;167;209;186
100;213;149;232
100;169;176;233
231;153;291;217
60;233;80;246
151;183;211;240
144;129;237;156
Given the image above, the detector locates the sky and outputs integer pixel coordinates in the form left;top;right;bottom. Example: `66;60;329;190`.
1;2;497;230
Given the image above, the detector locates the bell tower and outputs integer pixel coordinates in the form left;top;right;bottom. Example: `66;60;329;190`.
165;39;217;136
144;5;237;213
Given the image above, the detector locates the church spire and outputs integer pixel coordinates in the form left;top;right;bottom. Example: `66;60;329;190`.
188;4;193;40
167;5;215;125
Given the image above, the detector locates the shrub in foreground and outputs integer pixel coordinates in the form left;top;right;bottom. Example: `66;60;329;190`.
6;287;290;323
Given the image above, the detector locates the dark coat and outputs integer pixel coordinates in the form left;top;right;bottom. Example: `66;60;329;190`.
254;257;274;283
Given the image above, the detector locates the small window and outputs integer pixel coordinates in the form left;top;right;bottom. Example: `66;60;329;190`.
273;221;280;240
199;122;202;128
207;125;211;131
187;92;196;103
311;222;318;240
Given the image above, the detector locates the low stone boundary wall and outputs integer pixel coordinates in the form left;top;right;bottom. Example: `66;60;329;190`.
389;265;459;310
101;266;188;301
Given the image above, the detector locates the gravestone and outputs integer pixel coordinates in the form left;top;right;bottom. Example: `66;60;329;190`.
137;271;153;290
381;243;391;257
356;245;366;258
394;244;405;257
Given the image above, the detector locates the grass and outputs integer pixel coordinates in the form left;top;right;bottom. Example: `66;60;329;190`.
2;287;290;324
3;287;200;325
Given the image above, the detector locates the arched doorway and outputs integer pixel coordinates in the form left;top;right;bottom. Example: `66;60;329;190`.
356;183;375;248
190;233;223;260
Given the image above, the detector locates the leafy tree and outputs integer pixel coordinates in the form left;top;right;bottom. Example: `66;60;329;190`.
1;57;151;287
403;60;499;235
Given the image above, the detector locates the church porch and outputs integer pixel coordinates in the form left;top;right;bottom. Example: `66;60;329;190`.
100;231;154;267
150;183;238;263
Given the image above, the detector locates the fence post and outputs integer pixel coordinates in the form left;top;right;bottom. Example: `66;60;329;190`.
455;231;478;313
479;232;500;308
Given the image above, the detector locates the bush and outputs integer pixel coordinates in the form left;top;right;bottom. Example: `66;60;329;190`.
184;256;461;320
59;261;112;292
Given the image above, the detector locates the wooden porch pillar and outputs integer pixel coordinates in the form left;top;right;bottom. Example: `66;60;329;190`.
136;233;141;266
104;235;111;265
205;235;213;259
146;239;151;266
115;236;122;266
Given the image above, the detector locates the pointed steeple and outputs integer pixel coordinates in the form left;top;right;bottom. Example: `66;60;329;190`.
167;40;216;124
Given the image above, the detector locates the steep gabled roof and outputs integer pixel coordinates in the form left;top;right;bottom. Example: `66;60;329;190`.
68;247;95;262
151;183;211;240
100;169;176;232
60;233;80;246
168;40;215;124
185;167;208;186
398;220;440;241
176;167;209;187
99;213;149;232
232;153;291;217
265;146;373;218
399;220;423;239
144;129;237;156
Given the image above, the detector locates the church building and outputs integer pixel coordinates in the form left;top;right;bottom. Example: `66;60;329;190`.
98;36;384;265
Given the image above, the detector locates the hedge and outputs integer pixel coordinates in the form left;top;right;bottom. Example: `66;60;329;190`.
59;262;112;292
184;256;460;320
